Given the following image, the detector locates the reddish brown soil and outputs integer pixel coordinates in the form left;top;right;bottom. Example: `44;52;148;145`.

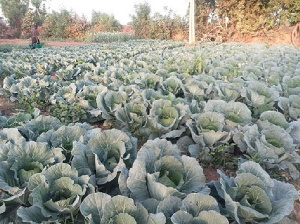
0;95;19;115
203;166;220;182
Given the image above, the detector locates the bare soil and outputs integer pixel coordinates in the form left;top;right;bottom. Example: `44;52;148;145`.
0;95;19;115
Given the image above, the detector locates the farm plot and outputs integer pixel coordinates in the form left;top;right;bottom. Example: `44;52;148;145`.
0;40;299;223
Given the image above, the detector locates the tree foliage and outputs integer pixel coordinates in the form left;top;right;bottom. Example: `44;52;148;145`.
217;0;300;34
130;2;152;38
41;9;90;40
91;11;121;32
130;3;188;40
0;0;29;35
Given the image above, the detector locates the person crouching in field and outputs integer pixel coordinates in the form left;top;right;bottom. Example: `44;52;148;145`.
31;24;40;49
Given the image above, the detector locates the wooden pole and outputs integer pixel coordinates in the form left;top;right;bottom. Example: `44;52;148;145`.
189;0;196;44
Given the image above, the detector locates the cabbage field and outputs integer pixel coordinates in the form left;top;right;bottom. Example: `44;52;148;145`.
0;40;299;223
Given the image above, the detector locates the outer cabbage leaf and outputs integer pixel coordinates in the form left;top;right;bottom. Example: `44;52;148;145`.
213;161;298;224
259;111;289;129
18;115;62;141
287;121;300;145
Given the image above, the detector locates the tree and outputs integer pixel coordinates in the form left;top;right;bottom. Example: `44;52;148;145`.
91;11;121;32
30;0;47;26
0;0;29;36
130;2;152;38
217;0;300;34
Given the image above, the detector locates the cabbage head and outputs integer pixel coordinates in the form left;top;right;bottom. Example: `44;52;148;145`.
123;139;207;202
71;128;137;185
213;161;299;224
17;163;91;223
80;192;166;224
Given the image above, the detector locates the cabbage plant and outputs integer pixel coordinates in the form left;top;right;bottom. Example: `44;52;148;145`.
213;161;299;224
233;123;300;178
186;112;232;158
278;95;300;121
71;128;137;185
142;194;229;224
183;79;213;101
17;163;91;223
161;76;184;97
37;124;91;161
282;75;300;96
93;89;128;119
241;81;279;117
214;80;243;101
123;139;207;202
80;192;166;224
147;99;191;139
0;140;64;222
115;97;148;136
204;100;252;130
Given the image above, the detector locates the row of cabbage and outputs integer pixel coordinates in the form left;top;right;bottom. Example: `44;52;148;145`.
0;111;298;223
0;41;299;223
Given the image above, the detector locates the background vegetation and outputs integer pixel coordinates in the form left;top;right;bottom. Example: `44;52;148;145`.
0;0;299;41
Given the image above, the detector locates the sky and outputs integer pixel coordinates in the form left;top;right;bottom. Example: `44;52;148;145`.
46;0;189;25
